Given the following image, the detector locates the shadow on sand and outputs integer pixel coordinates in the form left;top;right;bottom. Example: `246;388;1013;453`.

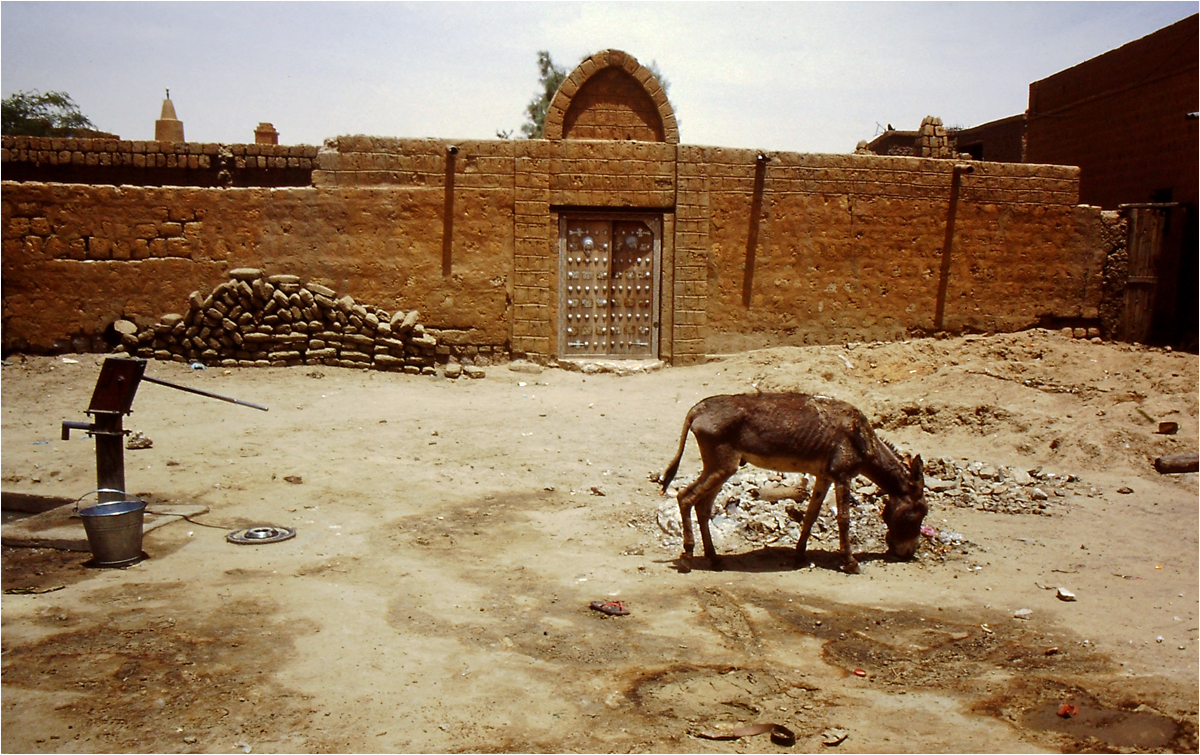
660;546;893;574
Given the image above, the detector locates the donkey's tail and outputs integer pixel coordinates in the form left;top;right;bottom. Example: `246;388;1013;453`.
660;410;696;494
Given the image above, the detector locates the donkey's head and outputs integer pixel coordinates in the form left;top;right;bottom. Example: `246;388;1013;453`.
881;454;927;560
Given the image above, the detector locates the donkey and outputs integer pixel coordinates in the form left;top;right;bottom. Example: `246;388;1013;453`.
660;392;926;573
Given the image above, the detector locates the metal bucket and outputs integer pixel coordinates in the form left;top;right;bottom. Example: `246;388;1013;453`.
77;491;146;566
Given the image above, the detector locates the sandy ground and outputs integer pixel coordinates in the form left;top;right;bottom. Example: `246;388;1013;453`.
1;330;1197;754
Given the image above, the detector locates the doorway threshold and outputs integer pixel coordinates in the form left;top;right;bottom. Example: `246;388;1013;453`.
555;358;665;376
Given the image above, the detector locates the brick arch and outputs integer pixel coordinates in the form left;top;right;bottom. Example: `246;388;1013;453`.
543;49;679;143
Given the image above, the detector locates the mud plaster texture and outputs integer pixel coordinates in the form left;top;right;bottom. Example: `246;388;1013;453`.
2;330;1197;753
3;139;1101;368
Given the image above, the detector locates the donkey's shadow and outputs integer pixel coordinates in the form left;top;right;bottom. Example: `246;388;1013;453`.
663;546;890;574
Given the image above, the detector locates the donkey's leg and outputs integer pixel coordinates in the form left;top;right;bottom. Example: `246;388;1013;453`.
688;444;740;571
694;486;724;571
677;473;735;571
793;476;832;562
676;479;703;573
833;482;860;574
685;469;735;570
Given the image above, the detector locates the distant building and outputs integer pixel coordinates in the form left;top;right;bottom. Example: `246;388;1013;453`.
951;115;1025;163
861;14;1197;348
255;123;279;145
1025;13;1197;348
862;116;955;159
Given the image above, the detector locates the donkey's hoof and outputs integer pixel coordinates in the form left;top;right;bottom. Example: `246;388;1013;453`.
678;555;693;574
709;556;724;572
841;559;861;575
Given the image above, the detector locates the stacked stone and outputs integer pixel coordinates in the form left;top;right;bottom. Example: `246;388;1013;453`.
917;116;952;159
115;269;450;375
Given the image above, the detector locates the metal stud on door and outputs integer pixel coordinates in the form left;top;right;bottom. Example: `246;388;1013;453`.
609;221;655;356
562;220;612;356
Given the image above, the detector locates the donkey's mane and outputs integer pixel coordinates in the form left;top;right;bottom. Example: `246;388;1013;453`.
867;436;913;494
877;437;907;467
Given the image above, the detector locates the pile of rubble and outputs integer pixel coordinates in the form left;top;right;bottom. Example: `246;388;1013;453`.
658;457;1087;561
658;470;899;558
114;268;489;377
921;456;1085;515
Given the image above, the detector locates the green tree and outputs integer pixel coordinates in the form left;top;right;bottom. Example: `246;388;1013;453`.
520;51;568;139
645;61;670;99
1;90;96;136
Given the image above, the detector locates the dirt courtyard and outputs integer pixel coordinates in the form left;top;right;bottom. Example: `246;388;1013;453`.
2;330;1197;753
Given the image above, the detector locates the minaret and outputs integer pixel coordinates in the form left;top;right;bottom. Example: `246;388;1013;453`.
155;89;185;142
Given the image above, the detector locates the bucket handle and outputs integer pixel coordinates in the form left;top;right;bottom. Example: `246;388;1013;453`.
73;489;146;514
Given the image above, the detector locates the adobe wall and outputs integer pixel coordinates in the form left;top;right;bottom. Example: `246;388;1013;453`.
1025;14;1198;210
2;140;513;352
690;148;1103;352
1024;14;1197;348
3;135;1107;364
1;135;315;187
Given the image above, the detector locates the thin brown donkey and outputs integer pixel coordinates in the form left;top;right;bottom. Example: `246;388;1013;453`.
660;393;926;573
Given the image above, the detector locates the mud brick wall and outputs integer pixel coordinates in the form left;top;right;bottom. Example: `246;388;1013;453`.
3;134;1108;364
696;148;1103;353
0;135;316;187
1;175;511;353
560;67;666;142
544;48;680;144
1025;14;1197;211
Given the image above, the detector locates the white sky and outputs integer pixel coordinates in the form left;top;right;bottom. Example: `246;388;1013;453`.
2;2;1195;154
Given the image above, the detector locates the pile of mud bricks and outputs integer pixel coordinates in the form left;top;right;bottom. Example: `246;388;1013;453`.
117;268;488;376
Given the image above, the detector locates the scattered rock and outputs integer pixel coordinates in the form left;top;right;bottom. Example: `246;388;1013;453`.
284;475;303;485
660;455;1073;560
112;319;138;336
125;431;153;450
1013;608;1033;620
1056;587;1076;602
925;476;957;492
508;360;543;374
821;728;849;746
1154;453;1199;474
920;457;1081;516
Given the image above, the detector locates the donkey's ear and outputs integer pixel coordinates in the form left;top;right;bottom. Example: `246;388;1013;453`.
911;454;924;481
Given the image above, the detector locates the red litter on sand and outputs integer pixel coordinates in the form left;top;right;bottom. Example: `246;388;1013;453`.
1057;703;1079;718
853;668;867;677
590;600;629;616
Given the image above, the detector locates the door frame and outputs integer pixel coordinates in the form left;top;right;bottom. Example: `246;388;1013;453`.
557;211;663;360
